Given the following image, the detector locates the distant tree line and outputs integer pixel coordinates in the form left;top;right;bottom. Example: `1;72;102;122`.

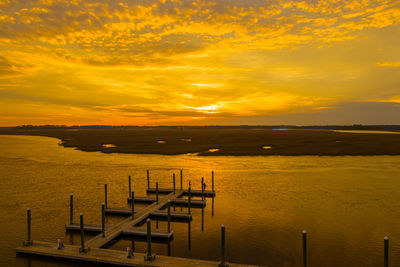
1;124;399;130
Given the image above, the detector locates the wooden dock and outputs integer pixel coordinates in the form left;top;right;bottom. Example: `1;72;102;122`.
16;171;252;266
88;191;181;249
17;241;252;267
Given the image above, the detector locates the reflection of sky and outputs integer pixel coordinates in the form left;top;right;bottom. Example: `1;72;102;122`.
3;135;400;266
0;0;399;125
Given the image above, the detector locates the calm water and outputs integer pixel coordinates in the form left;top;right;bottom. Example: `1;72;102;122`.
1;135;400;266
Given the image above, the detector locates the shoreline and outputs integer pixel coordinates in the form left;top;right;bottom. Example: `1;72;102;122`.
2;128;400;156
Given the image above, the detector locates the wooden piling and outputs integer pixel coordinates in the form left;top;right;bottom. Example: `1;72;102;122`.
156;182;159;204
188;186;191;214
212;171;214;192
24;208;32;246
70;194;73;225
79;213;86;253
131;191;135;220
101;203;105;237
201;177;204;201
128;176;131;198
147;170;150;189
303;230;307;267
180;170;183;190
104;184;108;209
173;173;175;194
167;200;171;233
220;224;226;267
384;236;389;267
144;219;154;261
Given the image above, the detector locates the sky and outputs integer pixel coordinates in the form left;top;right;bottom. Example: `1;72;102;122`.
0;0;399;126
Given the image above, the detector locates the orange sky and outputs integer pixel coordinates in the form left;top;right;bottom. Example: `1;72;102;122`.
0;0;399;126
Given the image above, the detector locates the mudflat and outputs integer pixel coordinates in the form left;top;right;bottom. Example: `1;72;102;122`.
1;128;400;156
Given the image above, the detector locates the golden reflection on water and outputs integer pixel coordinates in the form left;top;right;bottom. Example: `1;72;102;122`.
1;135;400;266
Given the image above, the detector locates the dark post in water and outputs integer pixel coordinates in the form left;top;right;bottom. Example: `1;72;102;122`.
167;200;171;233
188;186;191;214
147;169;150;189
70;193;73;225
24;208;33;246
131;191;135;220
101;203;105;237
212;170;214;192
173;173;175;193
180;169;183;190
144;218;154;261
128;175;131;198
201;177;204;201
156;181;159;204
104;184;108;209
220;224;226;266
79;213;86;253
384;236;389;267
303;230;307;267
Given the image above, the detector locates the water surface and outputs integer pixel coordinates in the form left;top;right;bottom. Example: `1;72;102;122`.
1;135;400;266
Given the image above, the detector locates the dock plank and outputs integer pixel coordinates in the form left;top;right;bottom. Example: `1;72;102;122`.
149;210;192;222
147;188;215;197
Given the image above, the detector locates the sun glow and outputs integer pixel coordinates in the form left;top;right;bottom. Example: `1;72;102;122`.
186;105;221;114
0;0;399;125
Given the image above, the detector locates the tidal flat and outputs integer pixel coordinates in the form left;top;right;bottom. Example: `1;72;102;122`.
1;128;400;156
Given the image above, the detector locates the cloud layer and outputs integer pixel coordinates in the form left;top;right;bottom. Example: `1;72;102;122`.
0;0;400;125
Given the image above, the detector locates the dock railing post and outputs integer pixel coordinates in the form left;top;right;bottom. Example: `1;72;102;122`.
147;170;150;189
212;170;214;192
201;177;204;201
70;193;73;225
167;200;171;233
173;173;175;194
144;219;155;261
79;213;87;253
131;191;135;220
102;203;105;237
104;184;108;209
128;175;131;198
156;182;159;204
180;169;183;190
219;224;226;267
188;186;191;214
23;208;33;246
303;230;307;267
384;236;389;267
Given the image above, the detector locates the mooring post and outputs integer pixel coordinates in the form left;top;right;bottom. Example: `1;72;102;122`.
156;181;159;204
173;173;176;193
212;170;214;192
168;200;171;233
24;208;33;246
128;175;131;198
104;184;108;209
101;203;105;237
147;169;150;189
384;236;389;267
180;169;183;190
145;218;154;261
70;193;73;225
220;224;226;266
303;230;307;267
131;191;135;220
188;186;191;214
201;177;204;201
79;213;86;253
